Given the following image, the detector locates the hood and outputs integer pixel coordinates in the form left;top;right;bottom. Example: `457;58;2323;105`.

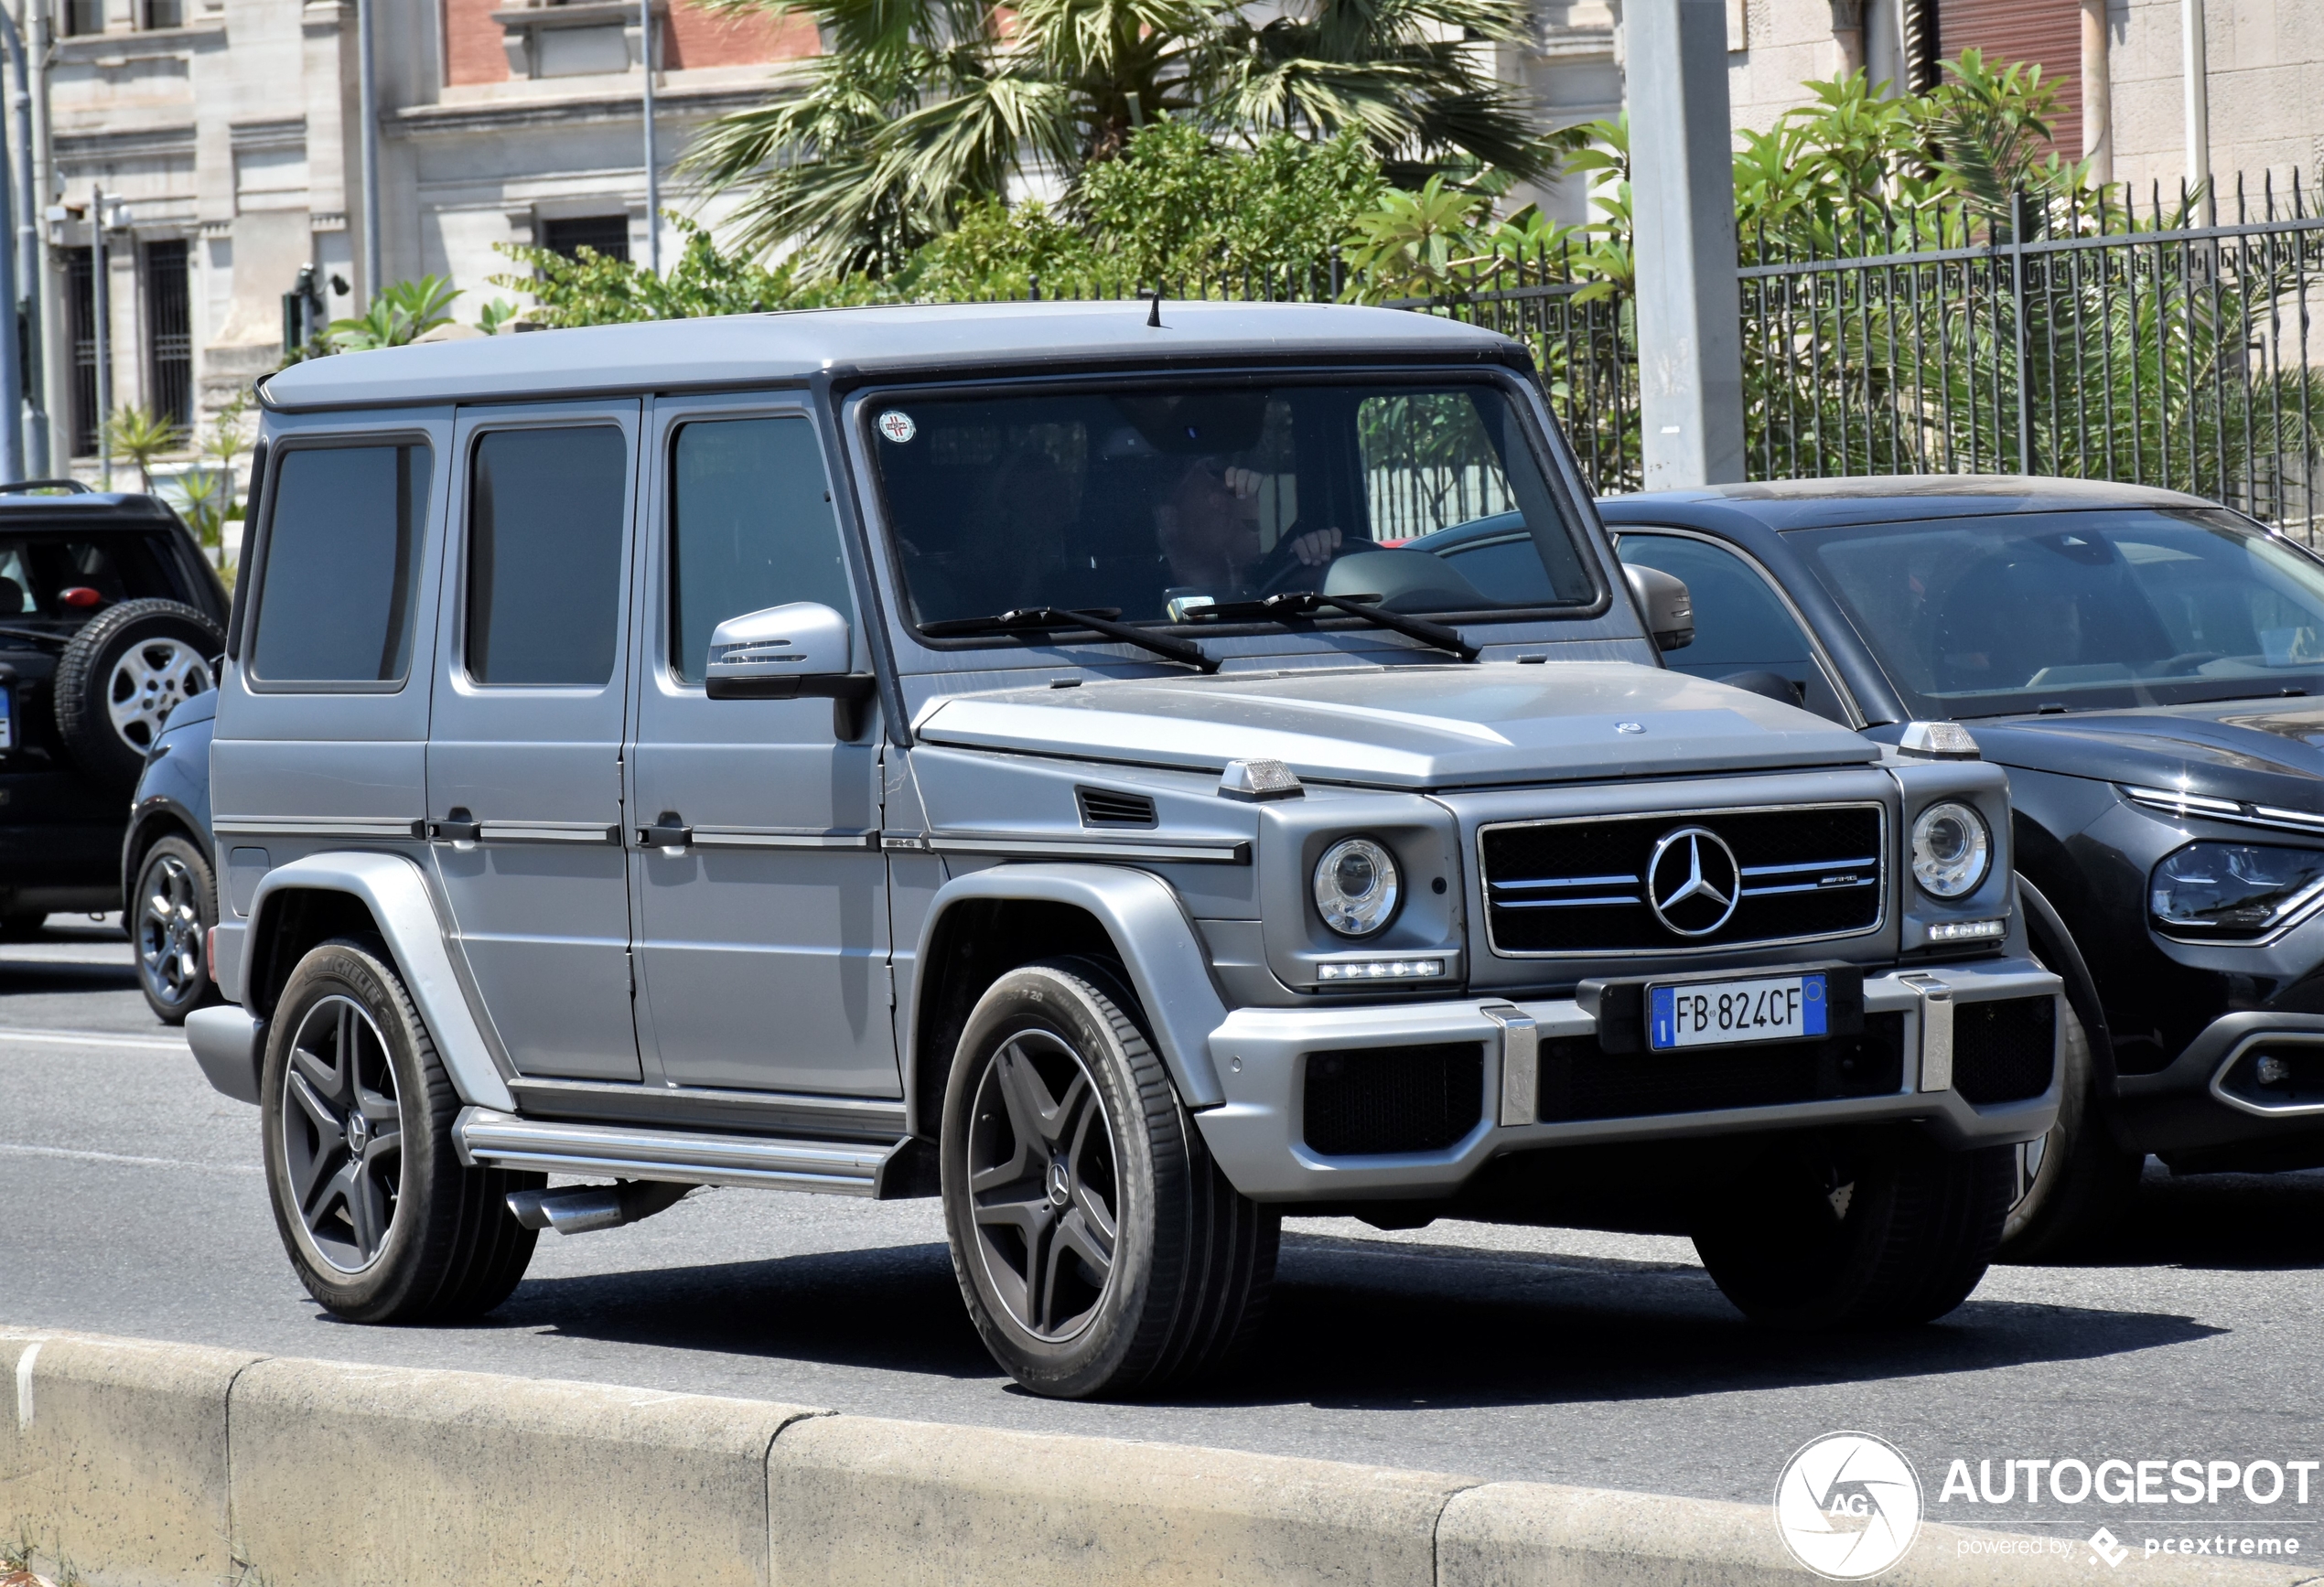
1973;697;2324;806
912;661;1877;790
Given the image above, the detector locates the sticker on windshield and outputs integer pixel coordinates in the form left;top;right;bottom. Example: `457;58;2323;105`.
876;410;916;444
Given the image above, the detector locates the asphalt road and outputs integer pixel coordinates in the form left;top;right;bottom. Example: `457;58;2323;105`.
6;918;2322;1537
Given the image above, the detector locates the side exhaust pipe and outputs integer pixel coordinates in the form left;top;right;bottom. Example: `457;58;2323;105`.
506;1180;694;1236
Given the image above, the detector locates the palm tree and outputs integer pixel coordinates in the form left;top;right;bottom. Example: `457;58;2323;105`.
681;0;1548;280
103;405;187;492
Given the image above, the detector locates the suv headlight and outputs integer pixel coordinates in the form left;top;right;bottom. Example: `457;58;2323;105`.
1313;837;1400;938
1910;800;1992;898
2152;842;2324;937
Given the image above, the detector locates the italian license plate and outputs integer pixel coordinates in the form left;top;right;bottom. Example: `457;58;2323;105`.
0;684;11;749
1649;973;1827;1051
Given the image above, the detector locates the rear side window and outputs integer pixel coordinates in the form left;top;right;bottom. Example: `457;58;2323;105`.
466;426;629;686
251;444;433;683
0;535;179;618
668;416;852;683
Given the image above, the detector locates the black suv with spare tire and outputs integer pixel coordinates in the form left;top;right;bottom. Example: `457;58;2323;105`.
0;481;228;938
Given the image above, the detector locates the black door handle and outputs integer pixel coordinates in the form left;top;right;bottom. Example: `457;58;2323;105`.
638;812;693;850
431;807;480;842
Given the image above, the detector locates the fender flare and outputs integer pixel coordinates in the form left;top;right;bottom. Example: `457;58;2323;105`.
904;863;1229;1138
248;852;516;1112
2016;870;2123;1128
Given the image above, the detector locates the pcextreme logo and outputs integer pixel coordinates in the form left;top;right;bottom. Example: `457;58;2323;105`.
1774;1432;1925;1580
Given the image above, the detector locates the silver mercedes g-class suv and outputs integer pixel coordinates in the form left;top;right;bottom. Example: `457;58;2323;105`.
187;302;2060;1399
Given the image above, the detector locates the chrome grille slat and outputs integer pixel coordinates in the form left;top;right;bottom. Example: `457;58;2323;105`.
1479;803;1887;957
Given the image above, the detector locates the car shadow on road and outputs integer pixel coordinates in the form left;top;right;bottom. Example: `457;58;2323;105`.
492;1222;2218;1410
0;960;140;996
2031;1165;2324;1272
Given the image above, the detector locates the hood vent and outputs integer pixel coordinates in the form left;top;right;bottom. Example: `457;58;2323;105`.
1077;787;1157;828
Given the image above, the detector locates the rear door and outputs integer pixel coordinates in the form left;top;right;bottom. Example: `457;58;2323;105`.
626;393;897;1096
425;402;643;1082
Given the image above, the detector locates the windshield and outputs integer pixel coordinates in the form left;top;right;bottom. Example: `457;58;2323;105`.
1790;509;2324;716
866;379;1596;631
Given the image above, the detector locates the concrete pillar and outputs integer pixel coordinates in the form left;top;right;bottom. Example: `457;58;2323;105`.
2081;0;2111;184
1626;0;1746;489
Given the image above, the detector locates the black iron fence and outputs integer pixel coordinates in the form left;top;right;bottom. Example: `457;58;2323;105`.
1735;177;2324;534
1002;178;2324;529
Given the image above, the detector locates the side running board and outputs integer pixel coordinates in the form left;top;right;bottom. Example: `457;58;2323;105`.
451;1108;935;1199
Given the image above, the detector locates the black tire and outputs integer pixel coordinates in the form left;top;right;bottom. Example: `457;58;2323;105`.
941;958;1278;1399
54;598;222;788
261;937;540;1323
131;834;219;1024
1692;1130;2012;1329
1998;994;2144;1261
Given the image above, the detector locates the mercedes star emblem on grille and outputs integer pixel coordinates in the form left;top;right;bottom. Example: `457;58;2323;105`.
1647;825;1742;937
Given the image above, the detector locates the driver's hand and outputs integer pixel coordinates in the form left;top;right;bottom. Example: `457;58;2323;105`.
1221;466;1266;500
1286;526;1343;566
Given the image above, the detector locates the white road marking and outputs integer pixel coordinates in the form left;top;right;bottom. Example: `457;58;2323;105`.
0;1027;188;1053
0;1143;262;1175
16;1340;38;1429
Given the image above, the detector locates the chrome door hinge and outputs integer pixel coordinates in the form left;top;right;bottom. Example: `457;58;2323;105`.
883;961;898;1010
625;947;637;999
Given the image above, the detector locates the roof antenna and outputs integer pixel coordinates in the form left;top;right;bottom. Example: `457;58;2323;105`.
1140;288;1162;328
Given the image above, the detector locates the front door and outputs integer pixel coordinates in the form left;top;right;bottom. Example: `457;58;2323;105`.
629;396;897;1096
427;402;643;1082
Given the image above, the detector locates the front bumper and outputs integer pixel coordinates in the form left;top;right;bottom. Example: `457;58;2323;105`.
2115;1011;2324;1156
1197;957;2062;1201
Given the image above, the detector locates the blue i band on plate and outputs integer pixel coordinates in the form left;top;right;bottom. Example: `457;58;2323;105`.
1650;983;1675;1049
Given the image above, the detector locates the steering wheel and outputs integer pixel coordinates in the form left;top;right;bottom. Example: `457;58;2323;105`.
1252;530;1344;599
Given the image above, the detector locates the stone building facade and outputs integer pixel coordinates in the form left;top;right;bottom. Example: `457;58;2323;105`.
38;0;810;474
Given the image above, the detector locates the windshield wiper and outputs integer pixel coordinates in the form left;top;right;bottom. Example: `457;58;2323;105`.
1189;593;1479;663
0;625;66;649
920;606;1218;673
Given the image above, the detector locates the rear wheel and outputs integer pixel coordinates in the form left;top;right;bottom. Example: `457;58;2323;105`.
261;937;538;1323
132;834;218;1024
1693;1130;2011;1329
941;959;1276;1399
53;598;221;788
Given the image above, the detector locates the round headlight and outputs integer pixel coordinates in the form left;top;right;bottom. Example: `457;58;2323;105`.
1910;800;1992;898
1313;837;1400;938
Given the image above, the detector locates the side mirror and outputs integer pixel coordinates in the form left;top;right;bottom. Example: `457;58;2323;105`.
705;602;877;737
1624;563;1695;652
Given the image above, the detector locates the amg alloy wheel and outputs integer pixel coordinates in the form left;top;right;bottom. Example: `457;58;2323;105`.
941;959;1277;1399
261;937;540;1322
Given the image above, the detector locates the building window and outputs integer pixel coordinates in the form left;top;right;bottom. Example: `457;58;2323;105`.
66;249;99;459
145;0;184;27
62;0;105;34
1929;0;2081;149
145;240;192;429
541;215;631;263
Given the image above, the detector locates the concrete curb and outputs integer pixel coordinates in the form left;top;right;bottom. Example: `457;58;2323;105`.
2;1327;2310;1587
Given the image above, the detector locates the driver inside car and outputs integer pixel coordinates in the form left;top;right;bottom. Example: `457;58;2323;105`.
1155;454;1343;602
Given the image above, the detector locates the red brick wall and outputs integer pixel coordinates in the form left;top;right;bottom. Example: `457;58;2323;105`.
445;0;508;85
664;1;818;68
443;0;817;85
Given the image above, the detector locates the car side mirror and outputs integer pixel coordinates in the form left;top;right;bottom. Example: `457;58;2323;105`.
704;602;877;738
1624;563;1695;652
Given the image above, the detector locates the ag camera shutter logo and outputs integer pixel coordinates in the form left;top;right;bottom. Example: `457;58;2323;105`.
1774;1432;1924;1580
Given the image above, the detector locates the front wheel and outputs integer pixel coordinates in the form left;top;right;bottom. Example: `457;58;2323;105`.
941;959;1277;1399
1999;977;2144;1262
1692;1131;2012;1329
260;937;539;1323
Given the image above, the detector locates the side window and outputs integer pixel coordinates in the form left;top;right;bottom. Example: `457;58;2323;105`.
468;426;629;686
251;443;432;683
1617;531;1852;724
668;416;853;682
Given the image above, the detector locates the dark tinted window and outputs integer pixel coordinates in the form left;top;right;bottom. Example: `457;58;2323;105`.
870;379;1591;627
1792;509;2324;716
669;417;851;682
0;533;180;624
250;445;432;682
1616;531;1852;723
467;427;629;686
